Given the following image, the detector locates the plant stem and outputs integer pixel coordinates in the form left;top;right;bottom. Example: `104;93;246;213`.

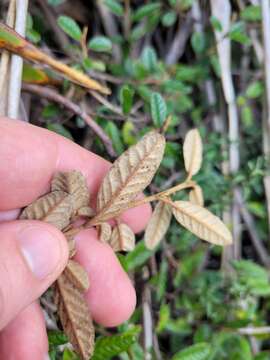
87;180;195;226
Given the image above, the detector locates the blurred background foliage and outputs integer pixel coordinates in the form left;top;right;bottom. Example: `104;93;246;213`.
2;0;270;359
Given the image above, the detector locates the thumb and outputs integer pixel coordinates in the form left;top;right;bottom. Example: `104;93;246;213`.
0;220;68;330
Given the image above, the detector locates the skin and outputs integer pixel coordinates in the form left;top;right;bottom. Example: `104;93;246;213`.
0;117;151;359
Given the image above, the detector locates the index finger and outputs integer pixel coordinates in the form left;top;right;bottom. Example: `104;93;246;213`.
0;118;151;233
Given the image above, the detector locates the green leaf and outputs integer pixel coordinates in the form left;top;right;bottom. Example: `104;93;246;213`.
241;106;253;127
191;31;206;54
104;121;124;155
62;349;79;360
22;64;49;84
241;5;261;22
156;304;170;333
246;81;263;99
150;92;167;127
172;343;211;360
104;0;124;16
42;104;61;118
48;330;68;346
162;10;177;27
125;241;154;271
132;3;162;22
57;15;82;41
91;327;141;360
0;24;22;46
210;16;223;32
229;22;250;45
26;28;41;43
82;57;106;72
88;36;112;53
46;123;73;140
141;46;158;72
120;85;134;115
122;121;136;146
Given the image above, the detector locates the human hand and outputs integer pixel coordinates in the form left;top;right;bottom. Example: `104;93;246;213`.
0;118;151;360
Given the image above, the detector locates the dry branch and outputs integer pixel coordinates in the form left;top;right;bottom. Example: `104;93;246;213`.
22;83;116;157
0;23;110;94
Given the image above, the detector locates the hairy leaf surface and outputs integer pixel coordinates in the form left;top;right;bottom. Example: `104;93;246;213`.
172;201;232;246
99;222;112;243
55;267;94;360
144;201;172;249
65;260;89;292
51;170;90;211
93;131;165;222
183;129;203;177
110;223;135;252
20;191;73;230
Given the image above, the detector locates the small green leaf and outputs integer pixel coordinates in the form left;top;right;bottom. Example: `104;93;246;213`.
88;36;112;53
240;5;261;22
120;85;134;115
246;81;263;98
62;349;79;360
92;327;140;360
241;106;253;127
162;11;177;27
125;241;154;271
82;57;106;72
0;24;22;46
210;16;223;32
48;330;68;346
229;22;250;45
57;15;82;41
122;121;136;145
132;3;161;22
22;64;49;84
26;28;41;43
191;31;206;54
150;92;167;127
104;0;124;16
172;343;211;360
104;121;124;155
141;46;158;72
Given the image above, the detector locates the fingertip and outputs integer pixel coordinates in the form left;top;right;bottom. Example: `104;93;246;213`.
74;229;136;327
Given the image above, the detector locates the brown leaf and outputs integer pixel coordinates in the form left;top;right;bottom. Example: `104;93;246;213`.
93;131;165;223
189;185;204;206
110;223;135;252
20;191;73;230
51;171;90;212
76;206;95;218
183;129;203;178
55;269;95;360
144;201;172;249
65;260;89;292
99;222;112;243
172;201;233;246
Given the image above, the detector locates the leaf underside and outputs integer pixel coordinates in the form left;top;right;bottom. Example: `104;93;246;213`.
99;222;112;243
51;170;90;211
55;266;95;360
183;129;203;177
172;201;233;246
94;131;166;222
144;201;172;249
110;223;135;252
20;191;73;230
